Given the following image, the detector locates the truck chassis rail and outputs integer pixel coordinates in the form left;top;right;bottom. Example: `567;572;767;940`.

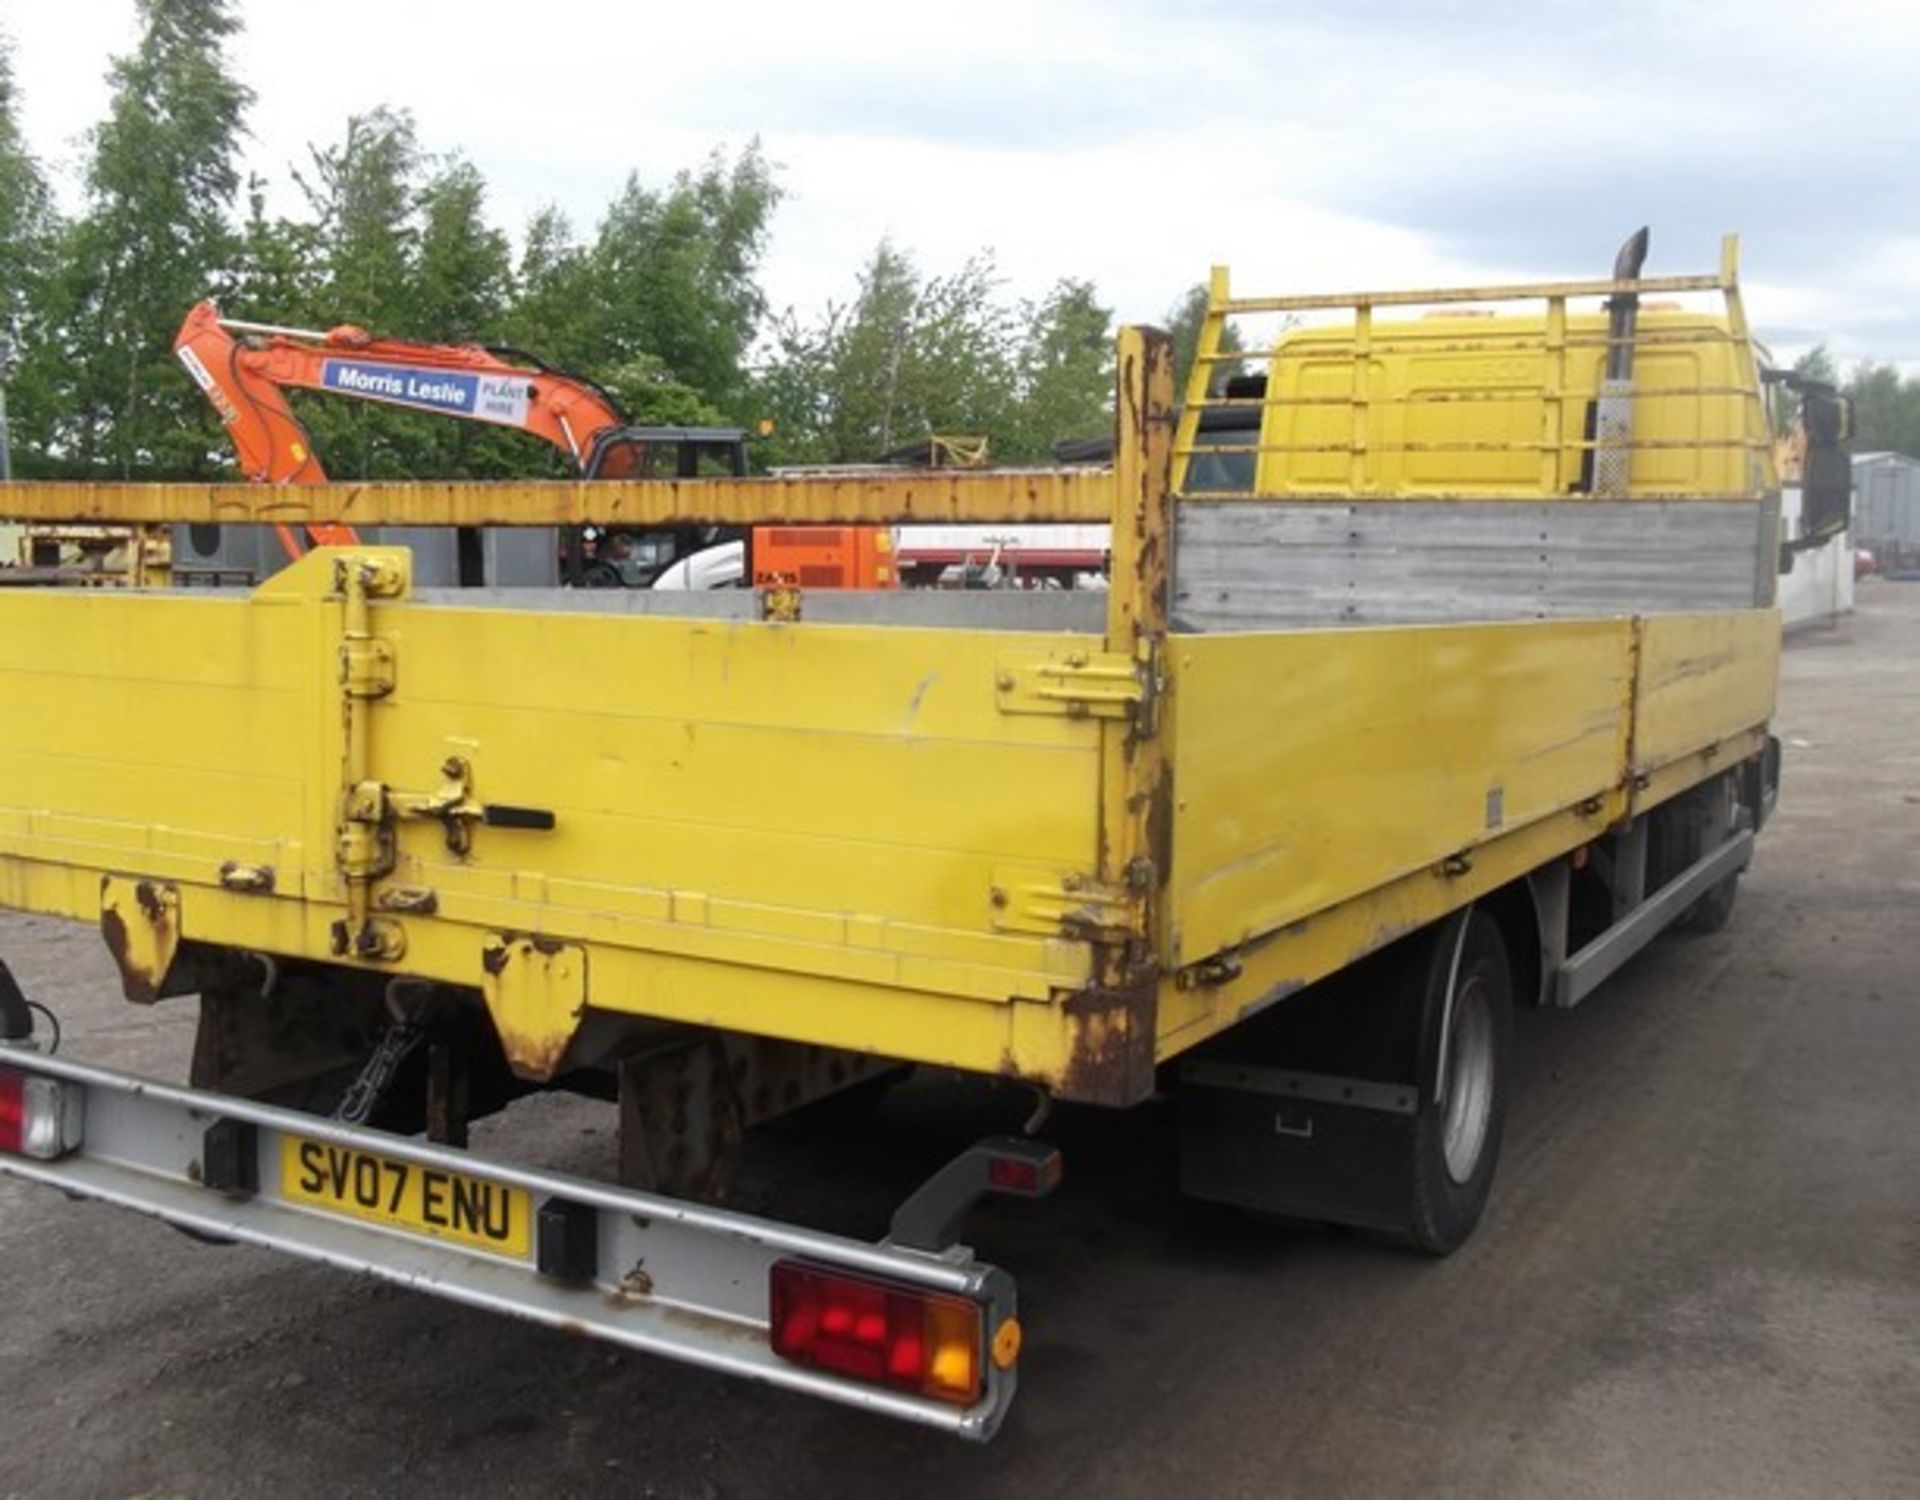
0;1046;1021;1440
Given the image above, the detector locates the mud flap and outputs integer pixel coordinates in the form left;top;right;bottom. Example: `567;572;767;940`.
1175;1058;1422;1233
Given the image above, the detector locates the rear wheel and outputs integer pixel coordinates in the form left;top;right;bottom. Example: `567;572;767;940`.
1653;772;1744;936
1176;908;1516;1256
1403;912;1514;1253
1678;871;1740;934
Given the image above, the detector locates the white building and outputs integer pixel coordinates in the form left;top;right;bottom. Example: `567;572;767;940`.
1851;452;1920;571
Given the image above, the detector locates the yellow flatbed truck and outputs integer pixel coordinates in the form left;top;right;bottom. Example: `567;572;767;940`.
0;235;1850;1438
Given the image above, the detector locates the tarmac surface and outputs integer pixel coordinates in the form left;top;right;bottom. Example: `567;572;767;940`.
2;586;1916;1499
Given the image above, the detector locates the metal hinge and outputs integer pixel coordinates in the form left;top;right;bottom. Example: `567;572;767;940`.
760;584;803;622
217;860;276;894
336;783;396;883
1174;952;1244;990
995;648;1150;723
341;637;396;698
329;915;407;962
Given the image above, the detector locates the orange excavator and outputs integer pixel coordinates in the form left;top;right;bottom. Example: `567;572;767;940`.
173;300;894;588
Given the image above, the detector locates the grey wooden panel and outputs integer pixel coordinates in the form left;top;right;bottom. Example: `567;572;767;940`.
1174;499;1778;631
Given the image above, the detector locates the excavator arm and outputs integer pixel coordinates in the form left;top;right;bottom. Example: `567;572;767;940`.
175;300;629;482
174;301;637;563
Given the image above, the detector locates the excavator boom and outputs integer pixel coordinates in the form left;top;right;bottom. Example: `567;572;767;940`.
174;301;628;481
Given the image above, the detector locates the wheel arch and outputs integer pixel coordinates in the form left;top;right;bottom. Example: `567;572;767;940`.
1480;876;1548;1010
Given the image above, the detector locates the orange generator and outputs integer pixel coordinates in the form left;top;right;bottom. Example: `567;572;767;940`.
751;525;897;589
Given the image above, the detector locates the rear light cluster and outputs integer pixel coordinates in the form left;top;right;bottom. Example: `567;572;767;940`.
770;1262;991;1406
0;1069;84;1160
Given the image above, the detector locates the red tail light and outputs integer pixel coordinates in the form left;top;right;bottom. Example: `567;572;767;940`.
0;1069;84;1160
770;1262;986;1405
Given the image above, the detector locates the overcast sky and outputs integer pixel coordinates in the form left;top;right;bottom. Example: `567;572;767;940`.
7;0;1918;367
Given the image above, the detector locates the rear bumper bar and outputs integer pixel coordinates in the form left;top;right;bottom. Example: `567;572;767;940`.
0;1046;1018;1440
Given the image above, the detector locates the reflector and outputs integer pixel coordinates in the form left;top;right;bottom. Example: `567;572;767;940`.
986;1151;1061;1195
0;1069;84;1161
0;1072;21;1153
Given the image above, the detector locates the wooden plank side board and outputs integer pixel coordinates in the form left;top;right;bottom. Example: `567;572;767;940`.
1174;498;1778;630
1633;610;1781;774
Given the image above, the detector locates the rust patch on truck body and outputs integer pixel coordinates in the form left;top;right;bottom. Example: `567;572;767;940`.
1055;970;1159;1107
478;933;588;1081
100;875;182;1004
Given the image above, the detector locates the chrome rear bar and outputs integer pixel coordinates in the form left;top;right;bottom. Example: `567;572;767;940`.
0;1046;1018;1439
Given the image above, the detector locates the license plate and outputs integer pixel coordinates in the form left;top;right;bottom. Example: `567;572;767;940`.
279;1135;533;1259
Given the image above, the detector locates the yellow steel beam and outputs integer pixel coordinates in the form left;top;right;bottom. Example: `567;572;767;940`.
1071;324;1176;1104
1170;265;1231;493
1215;269;1731;316
0;469;1117;528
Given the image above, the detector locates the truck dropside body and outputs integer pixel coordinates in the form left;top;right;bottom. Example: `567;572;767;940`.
0;237;1802;1436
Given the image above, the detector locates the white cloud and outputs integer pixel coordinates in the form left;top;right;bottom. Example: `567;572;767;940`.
7;0;1920;362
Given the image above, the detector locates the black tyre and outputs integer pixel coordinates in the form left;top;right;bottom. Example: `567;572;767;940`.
1174;908;1515;1255
1657;773;1744;936
1401;910;1515;1254
1678;872;1740;934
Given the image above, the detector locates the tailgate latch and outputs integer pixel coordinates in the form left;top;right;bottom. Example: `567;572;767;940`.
388;756;557;857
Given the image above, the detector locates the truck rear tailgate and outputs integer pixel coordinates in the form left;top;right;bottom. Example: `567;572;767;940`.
0;551;1116;1087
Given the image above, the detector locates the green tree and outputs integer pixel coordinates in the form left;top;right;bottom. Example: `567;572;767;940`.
756;244;1114;466
0;33;57;475
822;240;922;458
227;175;325;325
408;156;526;476
587;143;781;414
413;157;512;342
827;246;1017;459
1166;281;1242;401
1844;361;1920;457
753;306;842;468
900;255;1017;449
596;354;726;429
298;106;420;331
1006;278;1112;460
52;0;252;477
293;107;424;477
505;206;598;371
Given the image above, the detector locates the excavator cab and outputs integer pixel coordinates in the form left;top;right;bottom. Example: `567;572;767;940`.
578;426;897;593
567;426;750;587
583;426;751;482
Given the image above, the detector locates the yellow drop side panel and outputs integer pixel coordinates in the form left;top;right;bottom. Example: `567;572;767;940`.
372;600;1097;985
0;550;1112;1086
1157;606;1784;1068
1633;610;1780;774
0;591;316;883
1165;620;1632;968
